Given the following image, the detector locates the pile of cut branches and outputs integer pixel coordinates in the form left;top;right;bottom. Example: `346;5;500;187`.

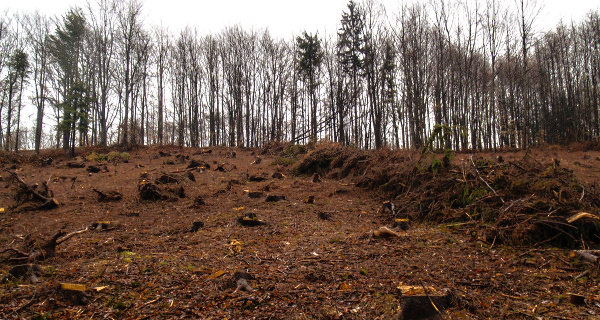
295;145;600;247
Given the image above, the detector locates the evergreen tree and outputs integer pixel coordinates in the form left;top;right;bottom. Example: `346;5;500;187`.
59;80;91;157
296;31;323;142
49;9;86;153
337;0;366;145
4;49;29;151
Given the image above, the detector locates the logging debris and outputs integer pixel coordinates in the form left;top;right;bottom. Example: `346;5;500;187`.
188;159;210;169
189;221;204;232
3;228;89;263
6;170;59;211
138;180;166;201
295;145;600;247
238;213;267;226
1;264;41;283
91;188;122;202
247;191;263;199
265;195;285;202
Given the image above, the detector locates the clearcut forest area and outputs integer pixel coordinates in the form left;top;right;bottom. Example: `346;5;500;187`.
1;142;600;319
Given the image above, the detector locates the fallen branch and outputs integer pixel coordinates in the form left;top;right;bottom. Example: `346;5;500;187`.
57;227;89;245
12;293;36;314
573;270;590;280
567;212;600;224
469;156;505;204
574;250;600;264
168;167;203;174
421;281;443;318
91;188;122;202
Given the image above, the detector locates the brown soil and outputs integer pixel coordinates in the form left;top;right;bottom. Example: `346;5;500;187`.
1;143;599;319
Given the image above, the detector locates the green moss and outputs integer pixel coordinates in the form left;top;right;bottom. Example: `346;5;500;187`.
32;312;55;320
86;151;108;162
86;151;130;162
510;179;530;194
473;158;494;168
107;151;130;162
283;144;308;157
271;157;296;167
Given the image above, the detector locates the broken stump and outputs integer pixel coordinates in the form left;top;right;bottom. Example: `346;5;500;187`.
238;213;267;226
157;173;179;184
66;161;86;168
2;264;41;283
185;171;196;182
138;180;165;201
312;173;321;183
248;175;267;182
305;195;315;204
60;283;89;305
188;159;210;169
190;221;204;232
265;195;285;202
192;196;205;206
168;186;186;198
318;211;333;220
92;188;122;202
272;172;285;179
248;191;264;199
86;165;101;173
399;289;454;320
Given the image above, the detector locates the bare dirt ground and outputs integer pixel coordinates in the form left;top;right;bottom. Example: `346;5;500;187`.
1;143;600;319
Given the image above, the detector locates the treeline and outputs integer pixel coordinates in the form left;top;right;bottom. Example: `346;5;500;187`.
0;0;599;153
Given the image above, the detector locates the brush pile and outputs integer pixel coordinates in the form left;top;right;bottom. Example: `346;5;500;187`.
296;144;600;247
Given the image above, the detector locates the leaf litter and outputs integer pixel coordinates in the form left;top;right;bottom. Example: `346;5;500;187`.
0;143;599;318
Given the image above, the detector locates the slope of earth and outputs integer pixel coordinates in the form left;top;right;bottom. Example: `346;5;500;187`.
0;144;599;319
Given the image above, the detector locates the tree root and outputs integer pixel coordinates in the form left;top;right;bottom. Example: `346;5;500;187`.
5;227;89;263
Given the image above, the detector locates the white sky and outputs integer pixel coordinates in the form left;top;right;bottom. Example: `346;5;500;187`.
4;0;599;39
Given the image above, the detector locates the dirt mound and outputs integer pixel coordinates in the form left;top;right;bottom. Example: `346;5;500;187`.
294;145;600;247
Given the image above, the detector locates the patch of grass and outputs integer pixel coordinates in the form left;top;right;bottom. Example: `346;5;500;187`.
32;312;55;320
107;151;130;162
86;151;130;163
142;267;155;275
121;251;136;257
473;158;494;168
106;297;128;311
283;144;308;157
271;157;297;167
430;159;443;174
45;266;57;276
121;251;137;263
86;151;108;162
454;187;488;208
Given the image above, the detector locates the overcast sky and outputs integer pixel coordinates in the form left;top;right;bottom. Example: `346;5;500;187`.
5;0;600;38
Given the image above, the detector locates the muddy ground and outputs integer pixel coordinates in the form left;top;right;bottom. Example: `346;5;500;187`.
1;143;600;319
